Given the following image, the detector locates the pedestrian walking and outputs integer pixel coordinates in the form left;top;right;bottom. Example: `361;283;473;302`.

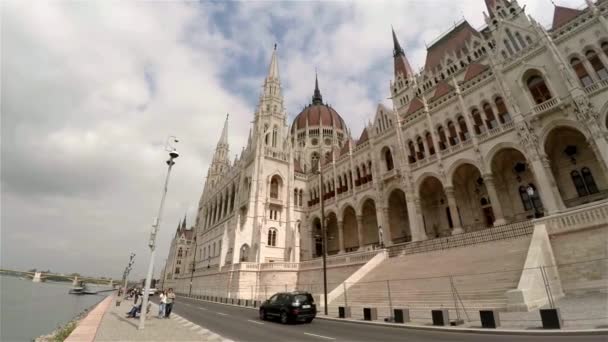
158;290;167;318
164;288;176;318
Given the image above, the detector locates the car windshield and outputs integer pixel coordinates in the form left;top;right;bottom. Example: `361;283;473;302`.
294;294;313;303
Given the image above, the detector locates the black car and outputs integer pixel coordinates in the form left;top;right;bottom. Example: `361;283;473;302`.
259;291;316;324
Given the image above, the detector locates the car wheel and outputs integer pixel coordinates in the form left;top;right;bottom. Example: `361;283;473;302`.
280;311;289;324
305;318;313;324
259;309;266;321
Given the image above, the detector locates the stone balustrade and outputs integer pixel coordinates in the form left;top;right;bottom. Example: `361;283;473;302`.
532;97;560;115
584;78;608;96
537;200;608;235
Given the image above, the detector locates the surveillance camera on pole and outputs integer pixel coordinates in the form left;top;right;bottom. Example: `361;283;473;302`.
139;136;179;330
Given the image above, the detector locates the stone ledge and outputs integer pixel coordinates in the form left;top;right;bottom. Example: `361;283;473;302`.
65;295;113;342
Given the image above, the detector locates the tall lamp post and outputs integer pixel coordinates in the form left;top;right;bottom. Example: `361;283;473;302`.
315;162;329;316
188;236;197;297
123;253;136;291
138;136;179;330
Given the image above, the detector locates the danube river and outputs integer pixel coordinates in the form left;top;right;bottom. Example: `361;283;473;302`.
0;275;109;341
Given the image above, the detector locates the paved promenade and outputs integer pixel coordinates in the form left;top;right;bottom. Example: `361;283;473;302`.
94;296;232;341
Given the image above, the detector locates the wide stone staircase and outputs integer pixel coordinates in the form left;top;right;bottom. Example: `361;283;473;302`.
325;227;534;322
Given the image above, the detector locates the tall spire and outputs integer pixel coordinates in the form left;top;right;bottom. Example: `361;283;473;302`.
219;113;229;146
267;43;280;80
181;213;187;229
391;27;413;79
312;72;323;105
392;26;404;57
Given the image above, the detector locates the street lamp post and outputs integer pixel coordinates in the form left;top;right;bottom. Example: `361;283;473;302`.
138;137;179;330
123;253;136;291
188;236;197;297
316;163;329;316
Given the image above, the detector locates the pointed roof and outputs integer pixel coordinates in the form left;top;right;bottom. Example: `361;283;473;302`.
392;27;414;78
485;0;498;16
552;5;583;29
267;44;280;80
406;97;424;115
312;73;323;105
463;63;489;82
430;81;454;101
425;21;480;72
181;214;187;229
340;139;353;156
356;128;369;145
218;114;229;146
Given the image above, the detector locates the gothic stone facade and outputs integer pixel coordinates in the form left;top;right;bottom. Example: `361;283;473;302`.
180;0;608;288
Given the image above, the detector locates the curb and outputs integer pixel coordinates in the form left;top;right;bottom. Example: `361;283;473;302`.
177;295;608;336
65;295;114;342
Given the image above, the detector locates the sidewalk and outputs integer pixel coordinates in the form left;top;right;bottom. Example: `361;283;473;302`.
94;296;232;341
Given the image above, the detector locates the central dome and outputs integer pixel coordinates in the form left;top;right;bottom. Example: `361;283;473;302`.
291;76;347;133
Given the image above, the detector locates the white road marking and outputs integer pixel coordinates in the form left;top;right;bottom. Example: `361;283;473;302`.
303;333;336;340
216;312;228;316
247;319;264;325
199;307;208;311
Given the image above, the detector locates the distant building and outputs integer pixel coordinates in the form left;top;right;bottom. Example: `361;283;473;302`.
162;217;194;283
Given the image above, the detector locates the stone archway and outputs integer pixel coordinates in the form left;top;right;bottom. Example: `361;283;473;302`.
360;198;379;246
326;212;340;255
419;176;450;237
451;163;492;231
342;206;359;252
490;148;542;221
387;189;411;243
544;126;607;207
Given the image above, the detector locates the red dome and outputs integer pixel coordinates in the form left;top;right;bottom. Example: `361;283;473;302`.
291;103;347;133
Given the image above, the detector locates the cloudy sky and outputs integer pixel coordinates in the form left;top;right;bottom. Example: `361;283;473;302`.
1;0;583;279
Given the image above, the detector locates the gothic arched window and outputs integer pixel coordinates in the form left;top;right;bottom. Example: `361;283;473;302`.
267;228;277;247
457;116;469;141
571;57;593;87
437;126;447;150
582;167;599;194
586;50;608;80
270;175;281;199
471;108;484;134
239;244;249;262
526;75;552;104
407;140;416;163
272;126;278;147
495;97;511;123
425;132;435;155
383;147;394;171
177;248;183;258
482;103;498;129
299;189;303;206
518;186;533;211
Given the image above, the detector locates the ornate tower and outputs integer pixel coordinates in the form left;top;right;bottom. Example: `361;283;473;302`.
206;114;230;189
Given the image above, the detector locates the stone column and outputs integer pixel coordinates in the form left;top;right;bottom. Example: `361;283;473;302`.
337;220;345;253
483;174;507;226
408;197;428;241
356;215;365;250
380;207;392;246
582;59;600;82
529;155;565;214
445;187;464;235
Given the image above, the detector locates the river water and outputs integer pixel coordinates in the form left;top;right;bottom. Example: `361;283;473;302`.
0;275;110;341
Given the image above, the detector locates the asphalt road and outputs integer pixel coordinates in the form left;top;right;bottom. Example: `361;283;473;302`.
160;296;606;342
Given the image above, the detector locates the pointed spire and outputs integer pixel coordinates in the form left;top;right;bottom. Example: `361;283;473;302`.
181;213;187;229
312;72;323;105
219;113;229;146
391;27;413;79
267;44;280;80
392;26;404;57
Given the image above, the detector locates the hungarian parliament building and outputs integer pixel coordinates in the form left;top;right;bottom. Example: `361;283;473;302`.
162;0;608;315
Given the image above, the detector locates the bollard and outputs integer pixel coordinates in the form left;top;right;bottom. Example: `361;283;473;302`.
363;308;377;321
393;309;410;323
432;309;449;326
338;306;351;318
253;300;258;308
480;310;500;328
540;308;562;329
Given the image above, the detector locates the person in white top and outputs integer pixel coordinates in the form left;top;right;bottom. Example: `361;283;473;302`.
158;290;167;318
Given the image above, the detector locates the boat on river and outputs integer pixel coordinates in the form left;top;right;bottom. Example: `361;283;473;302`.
68;282;97;295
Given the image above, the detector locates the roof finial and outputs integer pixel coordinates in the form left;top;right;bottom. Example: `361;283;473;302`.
391;25;404;57
312;71;323;105
274;43;277;51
